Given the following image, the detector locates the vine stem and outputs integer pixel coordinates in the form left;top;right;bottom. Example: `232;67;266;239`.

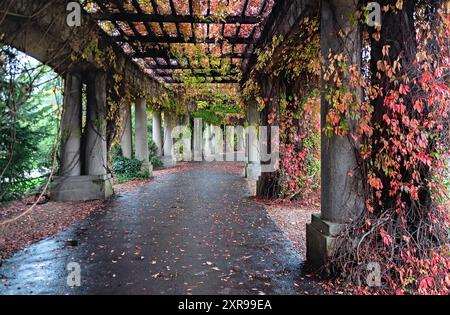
356;215;390;263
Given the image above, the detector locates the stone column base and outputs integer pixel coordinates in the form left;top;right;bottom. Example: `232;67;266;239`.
246;179;258;196
245;163;261;196
162;156;176;168
141;162;154;177
306;214;346;271
241;166;246;178
51;175;113;201
245;162;261;180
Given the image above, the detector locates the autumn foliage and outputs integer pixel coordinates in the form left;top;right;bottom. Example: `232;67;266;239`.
327;1;450;294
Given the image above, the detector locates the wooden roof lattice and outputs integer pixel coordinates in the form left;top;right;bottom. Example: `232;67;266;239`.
82;0;275;85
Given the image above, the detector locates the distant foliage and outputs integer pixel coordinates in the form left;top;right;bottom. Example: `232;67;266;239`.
148;139;163;168
0;46;60;202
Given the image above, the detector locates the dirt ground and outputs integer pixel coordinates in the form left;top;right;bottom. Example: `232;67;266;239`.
0;198;104;260
255;199;319;259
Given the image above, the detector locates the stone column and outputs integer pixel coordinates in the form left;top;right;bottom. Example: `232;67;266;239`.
245;100;261;196
152;110;163;157
225;126;235;162
204;122;212;161
246;100;261;180
120;100;132;159
60;72;82;176
182;112;192;161
306;0;364;270
135;98;152;175
210;125;224;161
236;125;246;163
85;71;107;176
163;111;175;167
193;118;203;161
184;112;191;127
210;124;216;156
173;113;192;162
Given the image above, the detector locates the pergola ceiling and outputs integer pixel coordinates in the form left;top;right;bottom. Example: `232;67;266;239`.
82;0;275;85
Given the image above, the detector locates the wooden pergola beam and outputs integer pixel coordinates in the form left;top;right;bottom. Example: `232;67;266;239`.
92;13;261;24
132;50;252;59
162;78;239;84
87;0;271;85
154;69;239;77
147;64;239;70
112;35;256;45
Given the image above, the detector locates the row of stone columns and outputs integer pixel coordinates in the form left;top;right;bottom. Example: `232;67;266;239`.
119;98;152;175
152;113;250;165
55;70;156;201
130;104;262;177
53;71;112;201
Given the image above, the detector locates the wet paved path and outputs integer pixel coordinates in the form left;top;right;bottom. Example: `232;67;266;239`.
0;162;321;295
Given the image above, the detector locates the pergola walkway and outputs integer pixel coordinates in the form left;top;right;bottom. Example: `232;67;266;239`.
0;162;321;295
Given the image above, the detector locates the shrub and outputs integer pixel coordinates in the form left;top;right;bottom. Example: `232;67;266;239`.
112;156;148;183
148;139;163;168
